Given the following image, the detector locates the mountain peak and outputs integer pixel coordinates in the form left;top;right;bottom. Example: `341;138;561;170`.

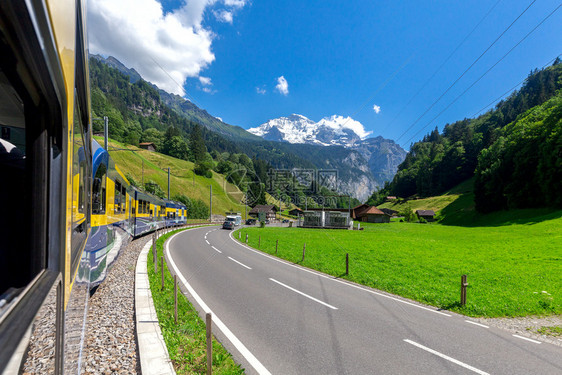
248;114;372;147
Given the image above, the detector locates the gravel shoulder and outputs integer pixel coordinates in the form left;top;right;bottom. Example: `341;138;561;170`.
81;235;151;374
475;315;562;346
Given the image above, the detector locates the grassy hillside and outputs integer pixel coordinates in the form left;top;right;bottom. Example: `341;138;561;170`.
378;178;474;217
98;137;249;218
377;178;562;227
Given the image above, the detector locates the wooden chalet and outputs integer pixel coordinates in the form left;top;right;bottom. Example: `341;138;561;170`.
415;210;435;222
249;205;278;221
355;206;390;223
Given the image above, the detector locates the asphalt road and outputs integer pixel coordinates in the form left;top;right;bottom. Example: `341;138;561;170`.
166;226;562;375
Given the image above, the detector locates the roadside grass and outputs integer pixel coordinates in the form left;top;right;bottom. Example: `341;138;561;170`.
235;212;562;318
148;227;244;374
535;326;562;336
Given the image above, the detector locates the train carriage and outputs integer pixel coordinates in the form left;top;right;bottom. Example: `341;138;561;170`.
0;1;192;372
132;188;165;237
164;199;188;227
0;0;94;372
86;139;134;287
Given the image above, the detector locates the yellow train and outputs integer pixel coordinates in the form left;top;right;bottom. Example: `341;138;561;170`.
0;1;187;372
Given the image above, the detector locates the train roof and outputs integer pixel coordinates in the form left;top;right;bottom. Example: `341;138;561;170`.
163;199;186;209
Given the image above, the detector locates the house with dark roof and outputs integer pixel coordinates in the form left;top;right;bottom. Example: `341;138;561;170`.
356;206;390;223
351;204;370;220
248;205;277;221
288;208;303;217
139;142;156;151
415;210;435;222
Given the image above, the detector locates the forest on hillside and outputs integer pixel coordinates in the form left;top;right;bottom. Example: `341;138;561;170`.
369;59;562;213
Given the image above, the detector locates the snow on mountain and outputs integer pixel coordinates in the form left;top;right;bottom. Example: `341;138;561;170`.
248;113;407;200
248;114;372;148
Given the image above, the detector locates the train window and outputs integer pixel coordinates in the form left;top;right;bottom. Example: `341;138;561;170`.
114;181;122;214
121;185;126;213
92;163;107;214
72;102;86;214
0;65;29;300
70;92;89;266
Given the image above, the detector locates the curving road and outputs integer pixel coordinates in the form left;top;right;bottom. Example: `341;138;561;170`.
165;226;562;375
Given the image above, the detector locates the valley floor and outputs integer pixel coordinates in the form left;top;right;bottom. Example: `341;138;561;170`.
235;209;562;318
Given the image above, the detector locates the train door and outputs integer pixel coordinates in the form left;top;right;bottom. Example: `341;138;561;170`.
128;195;133;233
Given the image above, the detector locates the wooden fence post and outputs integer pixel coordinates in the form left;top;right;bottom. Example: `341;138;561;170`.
161;256;165;291
206;313;212;375
153;237;157;273
174;275;178;324
346;253;349;275
460;275;468;306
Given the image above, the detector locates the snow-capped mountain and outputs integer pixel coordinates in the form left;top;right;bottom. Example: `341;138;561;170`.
248;114;407;200
248;114;370;148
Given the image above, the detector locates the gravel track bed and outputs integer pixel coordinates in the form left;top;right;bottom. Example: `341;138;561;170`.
81;236;150;374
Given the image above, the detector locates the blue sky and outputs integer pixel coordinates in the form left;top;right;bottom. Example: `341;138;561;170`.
89;0;562;148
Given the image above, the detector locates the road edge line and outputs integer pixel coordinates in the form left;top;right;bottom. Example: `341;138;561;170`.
166;229;272;375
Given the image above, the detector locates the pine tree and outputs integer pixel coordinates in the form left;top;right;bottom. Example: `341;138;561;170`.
189;124;207;163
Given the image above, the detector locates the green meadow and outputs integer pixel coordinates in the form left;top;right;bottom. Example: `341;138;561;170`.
235;209;562;318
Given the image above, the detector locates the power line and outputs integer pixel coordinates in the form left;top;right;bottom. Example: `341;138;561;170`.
395;0;538;143
404;3;562;145
147;55;201;107
381;0;503;134
470;53;562;118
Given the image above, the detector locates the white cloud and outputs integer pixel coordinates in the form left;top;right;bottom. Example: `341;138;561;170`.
275;76;289;95
256;86;266;94
224;0;247;8
373;104;381;114
213;9;233;23
318;115;372;139
199;76;212;86
88;0;248;96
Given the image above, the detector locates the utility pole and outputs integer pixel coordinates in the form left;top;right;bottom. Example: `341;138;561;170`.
103;116;108;150
167;168;170;200
209;185;212;222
